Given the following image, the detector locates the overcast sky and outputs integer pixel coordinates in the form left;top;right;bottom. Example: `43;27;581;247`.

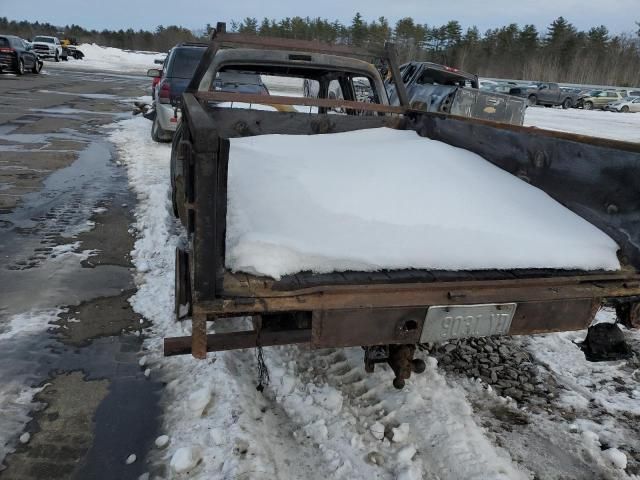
2;0;638;35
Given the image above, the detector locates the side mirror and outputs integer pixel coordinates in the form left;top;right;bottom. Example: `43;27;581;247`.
154;58;164;65
147;68;162;78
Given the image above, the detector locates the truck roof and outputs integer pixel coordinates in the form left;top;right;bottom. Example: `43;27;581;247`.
403;61;478;86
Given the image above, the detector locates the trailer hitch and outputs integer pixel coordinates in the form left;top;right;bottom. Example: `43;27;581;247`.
364;344;426;389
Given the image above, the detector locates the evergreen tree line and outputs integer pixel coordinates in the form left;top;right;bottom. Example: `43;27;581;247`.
234;15;640;86
3;15;640;86
0;17;199;52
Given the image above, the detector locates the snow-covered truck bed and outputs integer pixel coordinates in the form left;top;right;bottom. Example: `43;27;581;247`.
165;27;640;387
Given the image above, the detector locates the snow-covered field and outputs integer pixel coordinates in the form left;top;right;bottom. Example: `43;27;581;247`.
44;43;162;74
109;114;640;480
525;106;640;142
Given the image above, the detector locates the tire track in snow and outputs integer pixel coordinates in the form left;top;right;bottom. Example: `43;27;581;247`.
266;345;528;480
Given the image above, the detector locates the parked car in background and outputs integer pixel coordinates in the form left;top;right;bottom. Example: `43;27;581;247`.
150;57;166;100
31;35;65;61
387;62;526;125
622;89;640;98
61;41;84;60
578;90;625;110
0;35;43;74
605;96;640;113
508;82;578;108
482;82;517;94
146;42;208;142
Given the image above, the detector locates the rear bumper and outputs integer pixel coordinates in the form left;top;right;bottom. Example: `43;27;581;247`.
165;265;640;357
156;103;181;132
0;52;16;71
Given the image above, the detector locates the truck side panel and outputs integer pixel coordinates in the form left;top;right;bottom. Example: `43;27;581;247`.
410;112;640;270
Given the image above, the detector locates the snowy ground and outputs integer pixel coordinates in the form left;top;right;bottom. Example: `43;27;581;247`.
524;106;640;142
43;43;163;74
110;114;640;480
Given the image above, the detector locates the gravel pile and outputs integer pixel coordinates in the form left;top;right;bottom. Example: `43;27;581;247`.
425;336;560;407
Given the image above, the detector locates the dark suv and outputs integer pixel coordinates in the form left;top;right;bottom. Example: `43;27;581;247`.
0;35;43;75
146;43;209;142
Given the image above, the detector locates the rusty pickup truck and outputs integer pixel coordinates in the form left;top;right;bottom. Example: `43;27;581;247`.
164;25;640;388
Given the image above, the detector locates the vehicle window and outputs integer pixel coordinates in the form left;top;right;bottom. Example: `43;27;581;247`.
352;76;374;103
213;71;270;95
634;98;640;103
33;36;54;43
302;79;321;98
327;79;343;100
417;71;436;85
0;37;8;48
167;48;205;79
630;91;640;97
607;92;617;98
401;65;416;83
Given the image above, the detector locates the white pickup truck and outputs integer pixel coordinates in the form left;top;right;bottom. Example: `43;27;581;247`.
31;36;66;62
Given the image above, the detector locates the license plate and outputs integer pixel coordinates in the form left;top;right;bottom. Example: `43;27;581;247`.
420;303;517;344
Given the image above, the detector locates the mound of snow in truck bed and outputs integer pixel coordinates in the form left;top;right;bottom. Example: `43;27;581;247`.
226;128;620;279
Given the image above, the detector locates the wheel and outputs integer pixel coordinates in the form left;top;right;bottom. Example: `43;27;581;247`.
16;58;24;75
527;95;537;106
584;101;593;110
32;60;42;74
151;116;171;143
170;122;184;219
562;98;572;109
622;106;630;113
54;51;60;62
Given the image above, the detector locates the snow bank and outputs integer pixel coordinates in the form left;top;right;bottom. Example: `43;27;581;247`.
46;43;162;74
226;127;620;279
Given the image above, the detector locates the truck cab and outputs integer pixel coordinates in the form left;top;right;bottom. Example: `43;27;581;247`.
387;61;526;125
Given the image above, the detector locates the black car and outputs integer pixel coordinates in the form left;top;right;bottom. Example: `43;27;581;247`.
0;35;43;75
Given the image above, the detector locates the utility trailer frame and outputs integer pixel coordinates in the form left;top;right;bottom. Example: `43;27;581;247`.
166;27;640;387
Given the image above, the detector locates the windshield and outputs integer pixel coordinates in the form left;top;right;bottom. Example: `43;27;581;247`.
214;72;268;94
33;36;54;43
0;37;9;47
168;48;205;79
